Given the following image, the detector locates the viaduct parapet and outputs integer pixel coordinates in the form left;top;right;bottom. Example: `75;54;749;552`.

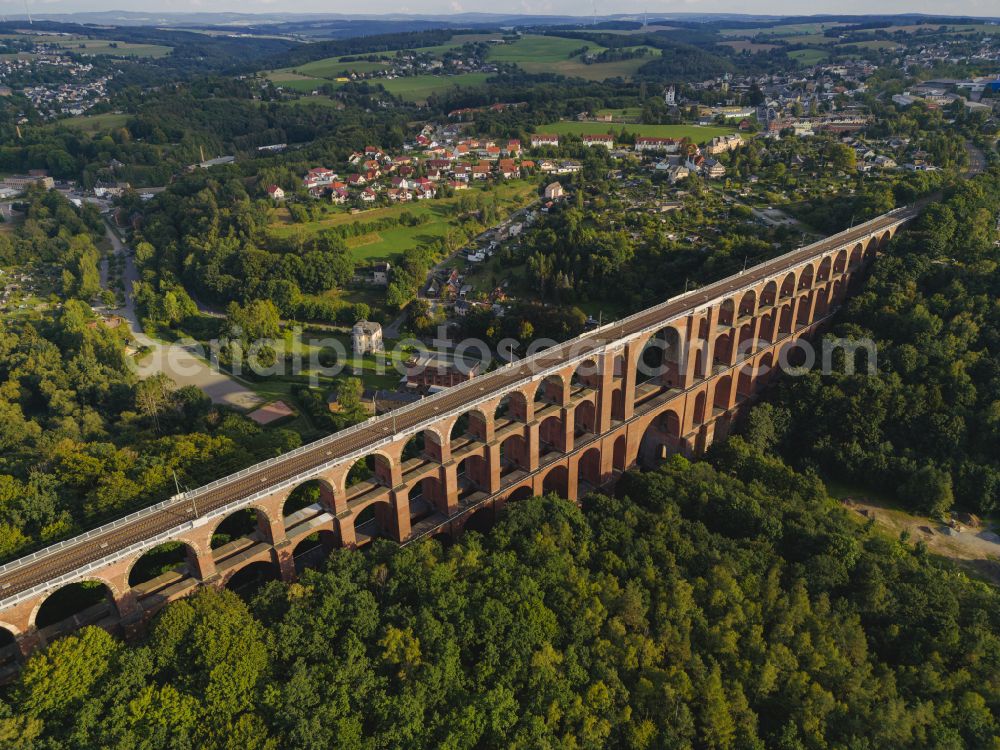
0;207;915;670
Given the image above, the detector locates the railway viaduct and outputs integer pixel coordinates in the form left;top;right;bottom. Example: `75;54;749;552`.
0;207;915;669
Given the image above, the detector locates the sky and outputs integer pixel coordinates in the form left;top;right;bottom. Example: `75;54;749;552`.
0;0;997;18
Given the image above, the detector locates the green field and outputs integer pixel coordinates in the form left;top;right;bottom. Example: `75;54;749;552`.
56;112;131;133
719;22;850;38
289;57;391;78
35;35;172;58
788;48;829;65
269;181;538;261
488;35;655;80
542;121;735;143
380;73;492;102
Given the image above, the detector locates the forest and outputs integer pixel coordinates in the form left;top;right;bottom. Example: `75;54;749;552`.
758;168;1000;516
3;449;999;749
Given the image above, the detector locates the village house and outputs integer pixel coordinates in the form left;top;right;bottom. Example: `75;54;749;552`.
266;185;285;201
352;321;384;356
530;134;560;148
372;262;391;285
582;134;614;149
705;134;743;155
634;137;681;153
544;182;565;200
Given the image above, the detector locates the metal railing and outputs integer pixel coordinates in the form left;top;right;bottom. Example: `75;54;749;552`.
0;208;913;589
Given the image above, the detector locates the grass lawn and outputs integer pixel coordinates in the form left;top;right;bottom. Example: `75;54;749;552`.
719;22;849;38
718;40;780;53
42;36;172;57
542;121;735;143
788;49;829;65
269;181;538;262
56;112;130;133
380;73;492;102
293;58;390;77
594;107;643;120
488;35;654;80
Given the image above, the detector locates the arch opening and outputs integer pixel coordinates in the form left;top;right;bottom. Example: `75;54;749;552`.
499;433;528;478
577;447;602;492
760;280;777;308
463;505;495;534
346;452;394;494
284;479;334;521
638;410;681;468
779;272;796;299
225;561;279;600
35;581;117;634
738;290;756;319
292;530;339;575
539;414;566;455
457;454;489;501
571;359;601;391
402;429;445;462
534;375;565;407
409;474;446;519
717;298;735;327
612;435;628;473
574;399;597;437
450;409;489;443
541;465;569;498
211;508;266;550
495;391;529;423
353;500;394;542
637;326;683;388
129;541;200;588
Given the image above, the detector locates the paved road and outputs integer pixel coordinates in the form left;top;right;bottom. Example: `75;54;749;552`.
0;207;917;606
102;223;263;411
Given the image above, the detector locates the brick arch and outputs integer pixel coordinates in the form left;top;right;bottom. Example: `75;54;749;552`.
717;297;736;327
339;449;397;497
833;247;849;274
538;413;567;453
220;558;280;590
447;407;491;443
349;497;396;543
816;255;833;283
29;576;123;631
208;504;275;549
636;406;682;467
123;539;203;588
636;324;685;387
760;279;778;307
533;373;567;406
574;397;597;435
540;463;569;497
400;426;449;463
494;389;530;422
0;619;22;638
711;330;733;368
576;446;603;489
737;289;756;318
795;290;815;326
612;434;628;472
406;472;448;515
283;476;337;517
778;271;796;299
848;243;864;270
797;263;814;291
571;357;602;389
504;484;535;503
713;373;734;411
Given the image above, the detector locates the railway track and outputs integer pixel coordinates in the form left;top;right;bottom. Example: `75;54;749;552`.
0;207;916;605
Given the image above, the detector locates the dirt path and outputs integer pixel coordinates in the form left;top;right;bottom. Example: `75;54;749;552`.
102;222;264;411
842;497;1000;583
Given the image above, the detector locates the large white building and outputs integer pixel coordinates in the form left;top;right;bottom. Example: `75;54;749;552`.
352;321;384;356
